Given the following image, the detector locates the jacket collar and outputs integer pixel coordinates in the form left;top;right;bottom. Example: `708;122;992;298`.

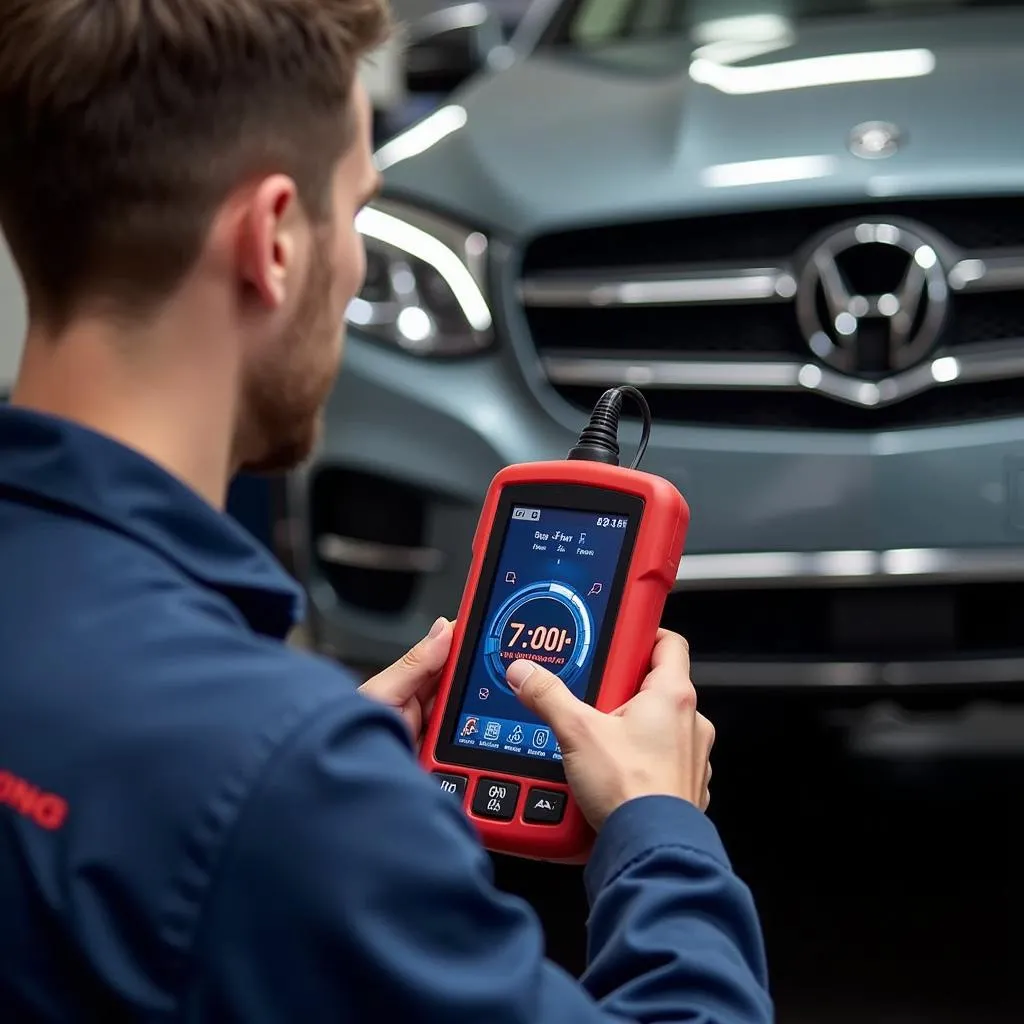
0;406;304;639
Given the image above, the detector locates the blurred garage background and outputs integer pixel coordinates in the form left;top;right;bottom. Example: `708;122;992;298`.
4;1;1021;1021
284;2;1024;1020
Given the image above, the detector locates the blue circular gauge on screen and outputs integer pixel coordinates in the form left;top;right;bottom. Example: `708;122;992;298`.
483;581;593;692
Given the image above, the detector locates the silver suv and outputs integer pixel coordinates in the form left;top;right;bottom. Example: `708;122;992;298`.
295;0;1024;694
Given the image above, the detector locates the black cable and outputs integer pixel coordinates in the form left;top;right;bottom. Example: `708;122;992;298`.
566;385;653;470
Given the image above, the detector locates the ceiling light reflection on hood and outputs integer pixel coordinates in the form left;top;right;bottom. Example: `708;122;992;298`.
374;105;468;171
702;154;838;189
690;48;935;95
690;14;795;67
691;14;792;45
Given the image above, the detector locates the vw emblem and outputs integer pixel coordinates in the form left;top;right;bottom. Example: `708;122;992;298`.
795;220;950;376
849;121;902;160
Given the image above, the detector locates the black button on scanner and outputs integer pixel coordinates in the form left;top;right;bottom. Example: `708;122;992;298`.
471;778;520;821
523;788;566;825
432;773;467;801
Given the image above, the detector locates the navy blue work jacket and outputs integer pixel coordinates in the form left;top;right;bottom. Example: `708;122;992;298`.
0;406;772;1022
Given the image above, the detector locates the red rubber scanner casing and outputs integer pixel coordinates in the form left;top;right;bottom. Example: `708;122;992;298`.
420;460;689;864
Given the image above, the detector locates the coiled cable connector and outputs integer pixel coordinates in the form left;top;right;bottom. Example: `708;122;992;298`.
566;386;652;470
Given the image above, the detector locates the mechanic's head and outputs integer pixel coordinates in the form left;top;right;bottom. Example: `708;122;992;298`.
0;0;388;481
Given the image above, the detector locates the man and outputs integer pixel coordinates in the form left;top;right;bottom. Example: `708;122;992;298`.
0;2;773;1021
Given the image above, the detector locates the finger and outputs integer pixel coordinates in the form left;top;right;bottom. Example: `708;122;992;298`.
506;661;591;746
697;712;716;756
403;702;424;742
650;630;691;675
640;632;693;696
700;735;713;813
422;694;437;723
359;617;453;705
638;668;697;714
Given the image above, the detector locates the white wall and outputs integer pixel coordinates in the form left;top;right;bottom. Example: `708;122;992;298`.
360;34;408;113
0;233;25;392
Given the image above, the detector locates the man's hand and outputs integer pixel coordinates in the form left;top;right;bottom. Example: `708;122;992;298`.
506;630;714;831
359;617;453;744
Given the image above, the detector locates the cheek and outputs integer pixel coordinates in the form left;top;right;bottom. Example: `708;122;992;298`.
337;225;366;304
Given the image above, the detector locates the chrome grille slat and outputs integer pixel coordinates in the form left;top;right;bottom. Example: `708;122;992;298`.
518;266;796;307
950;252;1024;293
541;340;1024;409
520;254;1024;309
541;355;803;390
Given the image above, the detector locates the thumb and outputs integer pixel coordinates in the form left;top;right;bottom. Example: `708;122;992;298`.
360;617;453;704
506;661;590;745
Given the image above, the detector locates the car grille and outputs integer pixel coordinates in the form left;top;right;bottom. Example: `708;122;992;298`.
660;580;1024;690
666;581;1024;661
518;198;1024;430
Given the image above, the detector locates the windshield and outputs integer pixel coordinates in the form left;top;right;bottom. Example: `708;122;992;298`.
544;0;1024;49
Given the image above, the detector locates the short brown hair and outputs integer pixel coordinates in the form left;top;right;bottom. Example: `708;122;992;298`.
0;0;390;327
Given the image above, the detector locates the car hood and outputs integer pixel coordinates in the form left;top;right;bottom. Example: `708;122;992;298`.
384;8;1024;240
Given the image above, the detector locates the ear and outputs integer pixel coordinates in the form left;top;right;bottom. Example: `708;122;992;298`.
236;175;304;310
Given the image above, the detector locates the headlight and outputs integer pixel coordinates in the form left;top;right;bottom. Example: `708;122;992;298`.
347;198;493;356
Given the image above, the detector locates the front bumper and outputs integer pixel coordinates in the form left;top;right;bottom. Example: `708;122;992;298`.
292;329;1024;690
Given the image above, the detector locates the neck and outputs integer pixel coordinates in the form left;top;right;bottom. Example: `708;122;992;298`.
11;303;241;509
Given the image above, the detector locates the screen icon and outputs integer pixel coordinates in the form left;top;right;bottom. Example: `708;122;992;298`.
460;717;478;738
531;728;550;749
508;724;524;744
483;720;501;741
587;582;603;597
478;687;490;700
505;571;517;584
512;508;542;522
